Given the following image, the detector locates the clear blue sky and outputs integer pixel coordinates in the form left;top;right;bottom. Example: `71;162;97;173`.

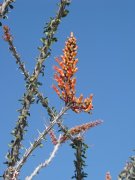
0;0;135;179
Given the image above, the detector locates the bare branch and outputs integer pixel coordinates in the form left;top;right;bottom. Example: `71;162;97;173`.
25;136;61;180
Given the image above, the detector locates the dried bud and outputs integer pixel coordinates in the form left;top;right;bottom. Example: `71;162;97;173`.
105;172;111;180
3;25;13;41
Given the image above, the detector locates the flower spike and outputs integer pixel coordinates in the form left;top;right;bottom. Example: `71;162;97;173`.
60;120;103;143
53;33;93;113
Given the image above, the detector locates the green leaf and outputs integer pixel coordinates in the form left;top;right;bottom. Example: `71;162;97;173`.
37;81;42;86
40;37;46;43
62;10;69;17
40;143;43;148
52;37;58;43
3;15;8;19
37;46;42;51
9;5;14;9
66;2;71;6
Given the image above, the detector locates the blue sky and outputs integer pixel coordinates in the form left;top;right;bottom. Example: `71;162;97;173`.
0;0;135;179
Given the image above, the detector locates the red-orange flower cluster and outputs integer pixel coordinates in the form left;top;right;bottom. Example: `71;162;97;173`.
60;120;102;143
53;32;93;113
3;26;12;41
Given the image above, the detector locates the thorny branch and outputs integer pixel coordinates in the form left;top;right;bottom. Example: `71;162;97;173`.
1;0;133;179
36;91;75;142
3;0;72;179
3;26;29;79
0;0;15;20
75;139;83;180
71;138;88;180
3;25;75;142
31;0;71;82
14;105;70;173
25;136;61;180
118;156;135;180
2;1;104;179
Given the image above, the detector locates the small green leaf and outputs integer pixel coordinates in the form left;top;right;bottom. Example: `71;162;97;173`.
37;46;42;51
62;10;69;17
9;5;14;9
3;15;8;19
52;37;58;43
40;37;46;43
66;2;71;6
40;143;43;148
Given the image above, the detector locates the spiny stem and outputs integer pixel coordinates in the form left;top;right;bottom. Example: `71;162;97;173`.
71;138;88;180
31;0;71;82
3;0;72;179
36;91;75;142
3;28;29;79
15;105;70;173
25;137;61;180
0;0;15;20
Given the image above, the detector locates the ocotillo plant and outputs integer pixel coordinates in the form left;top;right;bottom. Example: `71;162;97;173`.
0;1;134;180
0;1;102;179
